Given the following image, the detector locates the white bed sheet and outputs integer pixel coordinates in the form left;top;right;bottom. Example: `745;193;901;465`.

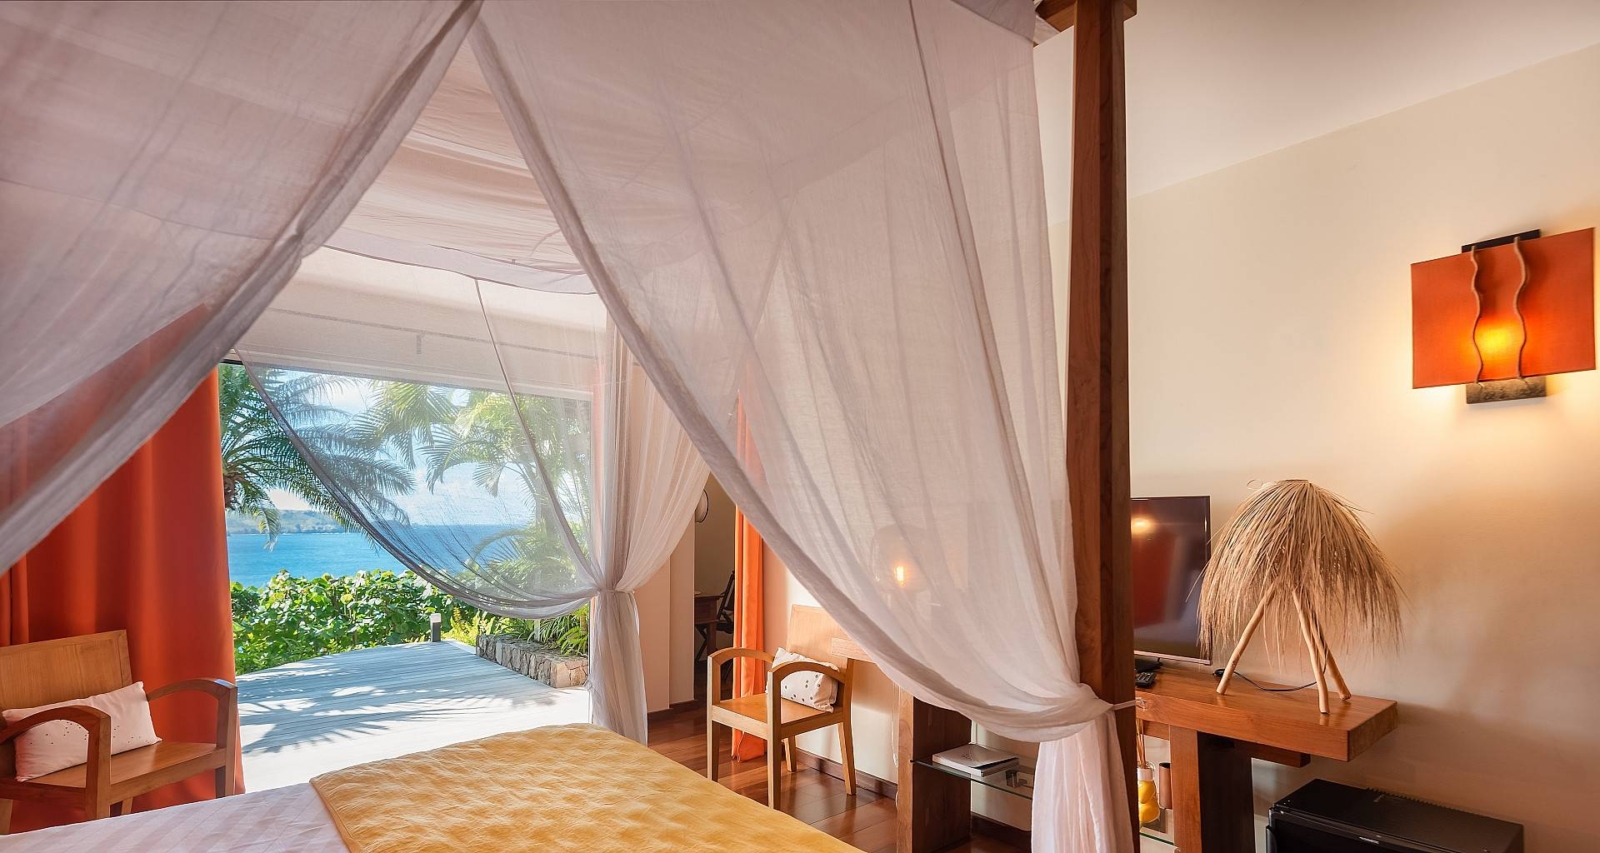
0;784;346;853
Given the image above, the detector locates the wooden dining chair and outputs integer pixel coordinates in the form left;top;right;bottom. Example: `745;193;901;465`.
0;630;238;833
705;605;855;808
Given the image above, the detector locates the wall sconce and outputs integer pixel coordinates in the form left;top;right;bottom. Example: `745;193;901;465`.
872;525;926;593
1412;228;1594;403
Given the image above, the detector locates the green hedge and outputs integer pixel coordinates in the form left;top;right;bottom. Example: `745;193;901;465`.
230;570;591;674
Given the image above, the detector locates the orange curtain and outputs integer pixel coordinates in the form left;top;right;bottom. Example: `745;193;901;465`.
0;371;239;832
730;509;765;760
728;397;767;761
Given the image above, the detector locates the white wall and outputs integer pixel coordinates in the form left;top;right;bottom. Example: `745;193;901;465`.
695;475;737;596
638;520;696;713
669;522;696;706
1116;42;1600;850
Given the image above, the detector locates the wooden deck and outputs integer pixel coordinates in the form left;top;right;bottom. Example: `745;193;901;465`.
238;640;590;790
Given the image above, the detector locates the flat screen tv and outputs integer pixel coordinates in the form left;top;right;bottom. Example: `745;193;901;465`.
1131;495;1211;664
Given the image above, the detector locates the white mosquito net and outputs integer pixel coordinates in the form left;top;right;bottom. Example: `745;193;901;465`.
0;0;478;572
2;2;1131;847
232;43;704;742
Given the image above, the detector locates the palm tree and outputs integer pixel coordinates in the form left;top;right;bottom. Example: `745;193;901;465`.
344;384;592;589
290;374;594;651
346;381;459;469
428;392;590;546
219;364;413;541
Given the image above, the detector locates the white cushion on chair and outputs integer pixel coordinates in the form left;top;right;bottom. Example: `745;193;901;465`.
772;648;840;711
3;681;161;781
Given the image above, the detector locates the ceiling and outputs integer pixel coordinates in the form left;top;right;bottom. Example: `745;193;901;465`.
1033;0;1600;221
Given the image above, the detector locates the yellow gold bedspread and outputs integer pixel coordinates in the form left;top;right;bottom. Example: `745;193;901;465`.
310;723;859;853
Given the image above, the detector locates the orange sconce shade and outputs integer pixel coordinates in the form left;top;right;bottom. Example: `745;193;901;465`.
1412;228;1595;392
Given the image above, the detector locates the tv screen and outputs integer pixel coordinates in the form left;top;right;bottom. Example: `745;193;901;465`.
1131;495;1211;664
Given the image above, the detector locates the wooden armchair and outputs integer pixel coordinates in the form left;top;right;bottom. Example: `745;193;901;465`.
705;605;855;807
0;630;238;833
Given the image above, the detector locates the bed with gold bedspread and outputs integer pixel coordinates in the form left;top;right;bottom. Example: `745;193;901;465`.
4;724;858;853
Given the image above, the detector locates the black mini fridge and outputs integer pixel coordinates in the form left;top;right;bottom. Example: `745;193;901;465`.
1268;780;1523;853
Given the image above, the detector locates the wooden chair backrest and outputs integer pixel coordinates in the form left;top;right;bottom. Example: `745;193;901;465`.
0;630;133;712
716;571;736;618
0;630;133;779
787;605;850;673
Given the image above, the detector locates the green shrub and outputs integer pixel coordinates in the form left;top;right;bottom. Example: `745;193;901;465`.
445;602;590;657
230;570;591;674
231;570;453;674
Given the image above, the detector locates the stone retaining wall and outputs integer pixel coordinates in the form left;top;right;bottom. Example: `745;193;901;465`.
476;634;589;688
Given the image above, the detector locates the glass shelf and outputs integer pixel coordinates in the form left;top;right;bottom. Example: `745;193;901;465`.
912;757;1037;798
910;757;1176;849
1138;829;1176;849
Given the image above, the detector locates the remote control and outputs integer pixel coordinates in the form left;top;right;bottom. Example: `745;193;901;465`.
1135;671;1157;689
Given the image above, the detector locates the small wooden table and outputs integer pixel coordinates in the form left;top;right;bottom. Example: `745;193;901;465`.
1134;667;1397;851
832;639;1399;853
693;592;723;660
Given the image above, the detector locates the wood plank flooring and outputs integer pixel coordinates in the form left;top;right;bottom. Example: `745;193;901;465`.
647;703;1025;853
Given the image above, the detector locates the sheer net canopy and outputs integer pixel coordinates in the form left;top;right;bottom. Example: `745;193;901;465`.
2;2;1130;848
236;248;705;742
0;0;479;573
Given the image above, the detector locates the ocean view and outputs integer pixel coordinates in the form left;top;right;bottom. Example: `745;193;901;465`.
227;531;406;587
226;523;520;587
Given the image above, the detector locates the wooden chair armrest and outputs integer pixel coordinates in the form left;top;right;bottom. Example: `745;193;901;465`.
768;660;842;686
707;647;773;667
0;705;113;798
146;678;238;751
147;678;236;703
0;705;111;747
766;661;844;728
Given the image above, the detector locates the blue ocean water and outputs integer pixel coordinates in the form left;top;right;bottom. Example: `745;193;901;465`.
227;532;406;587
226;525;518;587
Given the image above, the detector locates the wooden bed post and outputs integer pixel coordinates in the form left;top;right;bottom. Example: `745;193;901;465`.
1051;0;1138;843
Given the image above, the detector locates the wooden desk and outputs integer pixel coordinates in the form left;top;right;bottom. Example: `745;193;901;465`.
693;592;723;660
832;639;1399;853
1135;667;1397;851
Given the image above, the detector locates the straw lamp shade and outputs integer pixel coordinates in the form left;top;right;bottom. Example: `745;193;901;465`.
1199;480;1403;713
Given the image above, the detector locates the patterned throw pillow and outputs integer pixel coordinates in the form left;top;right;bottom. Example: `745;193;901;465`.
3;681;162;781
772;648;840;711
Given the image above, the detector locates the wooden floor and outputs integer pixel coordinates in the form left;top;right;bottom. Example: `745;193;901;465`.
647;701;1025;853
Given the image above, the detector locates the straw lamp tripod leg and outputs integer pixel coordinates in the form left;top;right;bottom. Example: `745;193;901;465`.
1292;593;1330;714
1216;586;1275;696
1309;611;1352;701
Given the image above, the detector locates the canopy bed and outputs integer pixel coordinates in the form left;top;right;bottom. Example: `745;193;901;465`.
0;0;1139;850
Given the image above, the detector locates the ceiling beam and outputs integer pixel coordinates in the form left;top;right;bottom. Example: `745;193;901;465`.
1036;0;1136;32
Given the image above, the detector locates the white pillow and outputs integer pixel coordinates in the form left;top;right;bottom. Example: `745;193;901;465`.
772;648;840;711
3;681;161;781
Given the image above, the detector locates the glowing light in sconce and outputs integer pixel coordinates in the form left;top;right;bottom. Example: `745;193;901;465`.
1472;321;1523;369
892;563;909;587
1130;516;1154;536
